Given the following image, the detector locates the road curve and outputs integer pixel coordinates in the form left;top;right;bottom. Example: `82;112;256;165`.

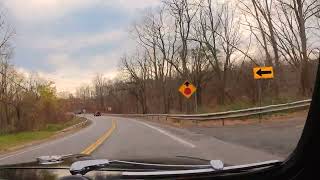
93;116;281;165
0;115;112;165
0;115;281;166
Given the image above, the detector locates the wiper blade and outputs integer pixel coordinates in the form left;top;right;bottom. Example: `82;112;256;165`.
69;159;223;175
70;159;224;175
122;160;282;179
110;160;213;169
69;159;281;177
70;159;109;175
111;160;224;170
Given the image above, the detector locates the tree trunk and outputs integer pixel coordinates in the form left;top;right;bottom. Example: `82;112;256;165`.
178;94;183;112
217;78;226;105
197;85;202;108
162;83;168;113
297;0;311;96
300;62;311;96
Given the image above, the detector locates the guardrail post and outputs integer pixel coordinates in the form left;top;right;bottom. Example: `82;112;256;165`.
193;120;198;126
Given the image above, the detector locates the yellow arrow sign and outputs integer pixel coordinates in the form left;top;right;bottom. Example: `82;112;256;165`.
179;81;197;99
253;67;274;79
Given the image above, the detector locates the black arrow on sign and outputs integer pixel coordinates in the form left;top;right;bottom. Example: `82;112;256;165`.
184;82;190;86
256;69;272;76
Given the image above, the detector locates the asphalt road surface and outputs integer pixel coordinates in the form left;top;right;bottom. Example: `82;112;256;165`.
186;116;306;157
0;115;285;166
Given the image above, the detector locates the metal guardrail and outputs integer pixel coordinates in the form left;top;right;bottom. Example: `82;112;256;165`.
107;99;311;120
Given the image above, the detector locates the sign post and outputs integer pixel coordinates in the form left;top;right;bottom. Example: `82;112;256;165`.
253;67;274;121
258;80;262;121
194;91;198;113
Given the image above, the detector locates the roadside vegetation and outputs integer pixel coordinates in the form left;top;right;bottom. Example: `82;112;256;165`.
0;9;82;135
0;63;73;134
69;0;320;114
0;117;86;152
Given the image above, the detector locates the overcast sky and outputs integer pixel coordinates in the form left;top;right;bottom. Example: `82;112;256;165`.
2;0;160;93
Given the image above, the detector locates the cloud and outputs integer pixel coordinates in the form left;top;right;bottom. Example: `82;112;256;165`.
2;0;99;22
16;42;125;93
13;27;134;93
32;51;120;93
3;0;160;93
3;0;160;23
103;0;160;10
30;30;127;52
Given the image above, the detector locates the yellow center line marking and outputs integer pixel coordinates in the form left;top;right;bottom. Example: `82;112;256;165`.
81;119;117;155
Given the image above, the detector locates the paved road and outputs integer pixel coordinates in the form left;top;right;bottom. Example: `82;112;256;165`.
0;115;113;165
187;116;306;157
0;115;281;166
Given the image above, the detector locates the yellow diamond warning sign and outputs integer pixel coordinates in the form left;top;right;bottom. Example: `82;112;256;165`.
179;81;197;99
253;67;274;79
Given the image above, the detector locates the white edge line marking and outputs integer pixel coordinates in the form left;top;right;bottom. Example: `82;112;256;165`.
0;116;96;161
135;120;196;148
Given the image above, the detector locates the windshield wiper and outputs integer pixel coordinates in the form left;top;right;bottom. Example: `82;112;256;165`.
70;159;110;175
70;159;224;175
69;159;280;176
175;155;210;162
121;160;282;179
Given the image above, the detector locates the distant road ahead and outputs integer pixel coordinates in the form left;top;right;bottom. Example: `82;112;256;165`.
0;115;281;166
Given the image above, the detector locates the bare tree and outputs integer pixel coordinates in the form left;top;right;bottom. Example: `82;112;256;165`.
93;74;107;110
216;4;241;104
0;9;14;130
66;0;320;115
121;54;149;113
0;10;14;57
194;2;241;104
190;45;212;107
164;0;201;78
133;9;177;113
240;0;281;96
275;0;320;96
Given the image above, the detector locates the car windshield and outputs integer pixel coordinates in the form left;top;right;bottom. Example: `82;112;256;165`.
0;0;319;169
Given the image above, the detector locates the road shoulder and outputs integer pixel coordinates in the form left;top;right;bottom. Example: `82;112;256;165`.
125;117;281;165
134;113;306;158
0;117;91;156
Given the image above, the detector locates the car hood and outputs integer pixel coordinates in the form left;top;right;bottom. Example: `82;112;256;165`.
0;167;120;180
0;154;89;168
0;155;119;179
0;155;212;179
